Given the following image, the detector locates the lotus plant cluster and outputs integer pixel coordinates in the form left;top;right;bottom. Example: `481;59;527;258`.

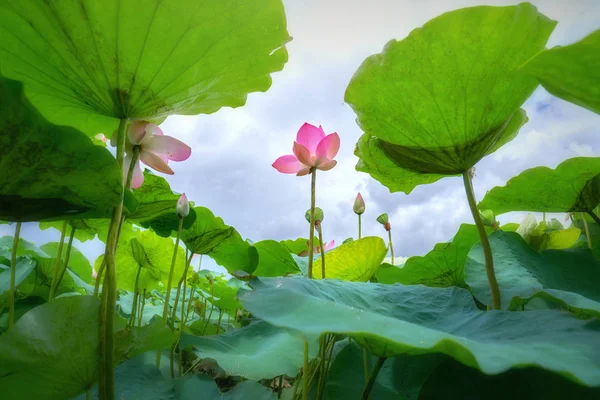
1;2;600;400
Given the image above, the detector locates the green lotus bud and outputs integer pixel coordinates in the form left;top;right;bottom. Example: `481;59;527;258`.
353;193;365;215
305;207;324;223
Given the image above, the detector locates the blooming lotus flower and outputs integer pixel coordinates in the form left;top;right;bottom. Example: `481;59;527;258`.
299;240;335;257
112;120;192;189
272;123;340;176
176;193;189;218
353;193;365;215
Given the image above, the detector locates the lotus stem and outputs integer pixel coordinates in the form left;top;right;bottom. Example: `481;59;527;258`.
361;357;386;400
171;251;194;329
307;168;317;279
583;212;593;249
277;375;284;399
462;170;501;310
363;348;369;383
49;221;68;301
358;214;362;240
54;226;76;291
303;340;309;400
201;283;215;336
99;117;129;400
94;259;106;297
387;230;394;265
128;264;143;328
138;289;146;327
9;221;22;328
317;224;326;279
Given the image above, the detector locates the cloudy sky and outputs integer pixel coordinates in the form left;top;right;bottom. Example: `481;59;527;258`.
2;0;600;273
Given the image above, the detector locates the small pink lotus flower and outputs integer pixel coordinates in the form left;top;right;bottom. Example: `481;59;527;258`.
113;121;192;189
95;133;108;143
272;123;340;176
176;193;189;218
92;268;98;279
298;240;335;257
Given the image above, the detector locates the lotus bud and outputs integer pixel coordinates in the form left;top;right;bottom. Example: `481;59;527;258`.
353;193;365;215
305;207;324;224
176;193;189;218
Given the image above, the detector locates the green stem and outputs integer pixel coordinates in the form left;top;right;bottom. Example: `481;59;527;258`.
157;216;184;368
201;284;215;336
49;221;68;301
128;265;143;328
86;388;91;400
55;226;76;291
216;310;223;334
185;286;195;325
462;171;501;310
277;375;284;399
317;225;326;279
361;357;386;400
358;214;362;240
583;212;593;249
303;340;309;400
9;221;22;328
307;168;317;279
362;348;369;383
387;230;394;265
542;212;546;223
98;117;128;400
94;259;106;297
586;210;600;230
171;252;194;328
138;289;146;327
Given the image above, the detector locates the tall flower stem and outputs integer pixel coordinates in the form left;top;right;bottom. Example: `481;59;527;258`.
94;260;106;297
138;289;146;327
55;226;76;291
358;214;362;239
387;230;394;265
49;221;68;301
303;340;309;400
361;357;386;400
317;224;326;279
583;212;593;249
9;221;22;328
170;251;194;378
462;170;501;310
98;117;129;400
157;215;184;368
128;265;143;328
307;168;317;279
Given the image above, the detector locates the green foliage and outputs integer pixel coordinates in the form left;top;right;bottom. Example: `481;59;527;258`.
0;0;290;136
0;77;122;221
522;29;600;114
312;237;386;281
479;157;600;214
253;240;300;277
465;231;600;317
181;320;317;380
182;207;235;255
240;277;600;386
41;242;93;284
347;3;554;193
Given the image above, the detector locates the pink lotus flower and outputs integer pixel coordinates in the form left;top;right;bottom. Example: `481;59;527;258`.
176;193;189;218
112;121;192;189
298;240;335;257
272;123;340;176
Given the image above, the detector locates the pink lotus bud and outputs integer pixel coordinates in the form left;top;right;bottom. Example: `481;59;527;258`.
176;193;189;218
353;193;365;215
92;268;98;279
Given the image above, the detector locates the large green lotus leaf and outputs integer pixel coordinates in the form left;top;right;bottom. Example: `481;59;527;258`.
0;77;121;221
514;215;582;251
0;235;49;260
181;207;235;254
0;0;290;136
311;237;386;281
479;157;600;215
41;242;93;284
465;231;600;316
208;230;257;274
253;240;300;277
280;237;321;255
113;230;187;292
179;375;276;400
373;262;405;284
240;277;600;386
383;224;486;288
420;356;600;399
113;317;173;362
0;257;36;310
128;171;196;237
323;340;444;400
180;320;318;380
196;275;245;315
571;213;600;259
346;3;554;192
522;29;600;114
0;296;100;399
